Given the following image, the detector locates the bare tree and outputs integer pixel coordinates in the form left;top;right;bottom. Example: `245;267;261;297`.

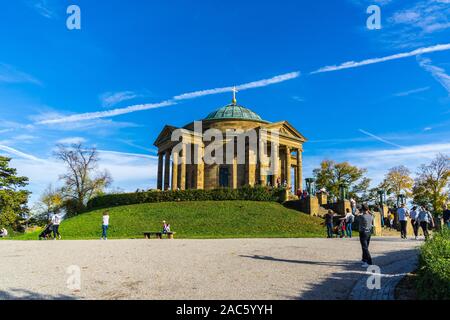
55;143;112;214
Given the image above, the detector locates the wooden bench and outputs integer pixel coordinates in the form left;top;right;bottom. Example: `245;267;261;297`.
143;231;175;239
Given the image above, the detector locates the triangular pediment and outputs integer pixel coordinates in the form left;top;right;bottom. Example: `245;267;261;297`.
153;125;179;146
261;121;307;142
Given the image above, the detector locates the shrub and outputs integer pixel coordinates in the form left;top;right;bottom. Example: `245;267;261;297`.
416;228;450;300
86;186;286;211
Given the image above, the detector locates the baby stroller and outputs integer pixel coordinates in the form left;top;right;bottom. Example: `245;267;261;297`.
39;223;53;240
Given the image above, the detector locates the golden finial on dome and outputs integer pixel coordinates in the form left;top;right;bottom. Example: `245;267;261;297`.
231;86;238;105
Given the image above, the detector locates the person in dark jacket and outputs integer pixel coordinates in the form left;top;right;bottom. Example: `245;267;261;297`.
324;210;335;238
359;204;374;267
443;204;450;229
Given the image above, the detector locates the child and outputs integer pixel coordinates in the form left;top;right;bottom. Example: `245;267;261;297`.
338;217;346;238
389;212;395;230
102;211;110;240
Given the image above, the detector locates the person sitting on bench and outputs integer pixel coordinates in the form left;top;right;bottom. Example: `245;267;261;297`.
162;220;171;234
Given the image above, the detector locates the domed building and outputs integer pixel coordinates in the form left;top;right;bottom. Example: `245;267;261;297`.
154;91;307;194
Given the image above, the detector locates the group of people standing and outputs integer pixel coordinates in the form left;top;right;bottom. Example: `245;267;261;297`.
324;208;355;239
397;203;442;240
324;199;450;268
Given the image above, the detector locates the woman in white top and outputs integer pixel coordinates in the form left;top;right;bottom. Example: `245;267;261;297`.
102;211;110;240
0;227;8;237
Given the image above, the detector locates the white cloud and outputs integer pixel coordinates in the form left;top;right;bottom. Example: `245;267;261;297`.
0;145;44;162
0;63;41;85
304;141;450;187
100;91;140;107
292;96;305;102
36;71;301;125
390;0;450;34
359;142;450;158
359;129;404;148
173;72;300;100
393;86;430;97
27;0;55;19
10;149;158;205
311;43;450;74
56;137;87;144
417;56;450;94
36;100;176;125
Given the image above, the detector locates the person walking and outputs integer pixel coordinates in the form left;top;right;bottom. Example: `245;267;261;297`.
443;204;450;229
410;206;419;239
51;212;62;240
397;204;410;239
359;204;374;267
345;208;354;238
417;206;434;240
324;210;335;238
101;211;110;240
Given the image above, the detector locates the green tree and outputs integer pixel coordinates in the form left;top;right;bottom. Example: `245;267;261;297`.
313;160;371;201
413;154;449;214
0;156;30;229
32;184;63;223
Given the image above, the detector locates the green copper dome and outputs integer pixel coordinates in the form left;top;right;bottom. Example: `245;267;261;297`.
204;104;266;122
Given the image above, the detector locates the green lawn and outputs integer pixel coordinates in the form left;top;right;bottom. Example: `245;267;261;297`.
11;201;326;240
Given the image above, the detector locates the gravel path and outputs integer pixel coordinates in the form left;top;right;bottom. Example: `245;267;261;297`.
0;237;419;300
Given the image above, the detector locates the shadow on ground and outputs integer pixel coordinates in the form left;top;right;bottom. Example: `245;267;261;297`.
240;239;419;300
0;288;77;300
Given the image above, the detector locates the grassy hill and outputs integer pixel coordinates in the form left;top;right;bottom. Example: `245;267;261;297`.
12;201;326;240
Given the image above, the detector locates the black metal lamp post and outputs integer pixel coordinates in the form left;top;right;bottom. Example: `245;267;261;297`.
339;183;349;201
305;178;315;196
377;189;386;207
397;194;406;206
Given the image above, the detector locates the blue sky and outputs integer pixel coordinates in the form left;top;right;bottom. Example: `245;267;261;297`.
0;0;449;205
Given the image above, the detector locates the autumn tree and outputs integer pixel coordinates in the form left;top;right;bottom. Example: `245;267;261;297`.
382;166;414;203
313;160;371;201
413;154;449;214
55;144;112;215
0;156;30;229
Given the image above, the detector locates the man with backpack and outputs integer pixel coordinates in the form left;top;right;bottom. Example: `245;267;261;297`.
417;206;434;240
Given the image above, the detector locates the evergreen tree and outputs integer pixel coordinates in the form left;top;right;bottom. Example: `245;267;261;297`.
0;156;30;229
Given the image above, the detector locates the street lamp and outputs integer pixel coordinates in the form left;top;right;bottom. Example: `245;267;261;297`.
305;178;315;196
377;189;386;206
397;194;406;206
339;183;349;201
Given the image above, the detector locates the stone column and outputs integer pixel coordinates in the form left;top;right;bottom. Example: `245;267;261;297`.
164;149;171;190
285;146;291;189
195;143;204;189
248;146;256;187
296;149;303;191
179;144;186;190
172;150;178;190
232;155;238;189
157;152;164;190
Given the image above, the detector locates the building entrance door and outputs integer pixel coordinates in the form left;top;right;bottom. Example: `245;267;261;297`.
219;167;229;187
